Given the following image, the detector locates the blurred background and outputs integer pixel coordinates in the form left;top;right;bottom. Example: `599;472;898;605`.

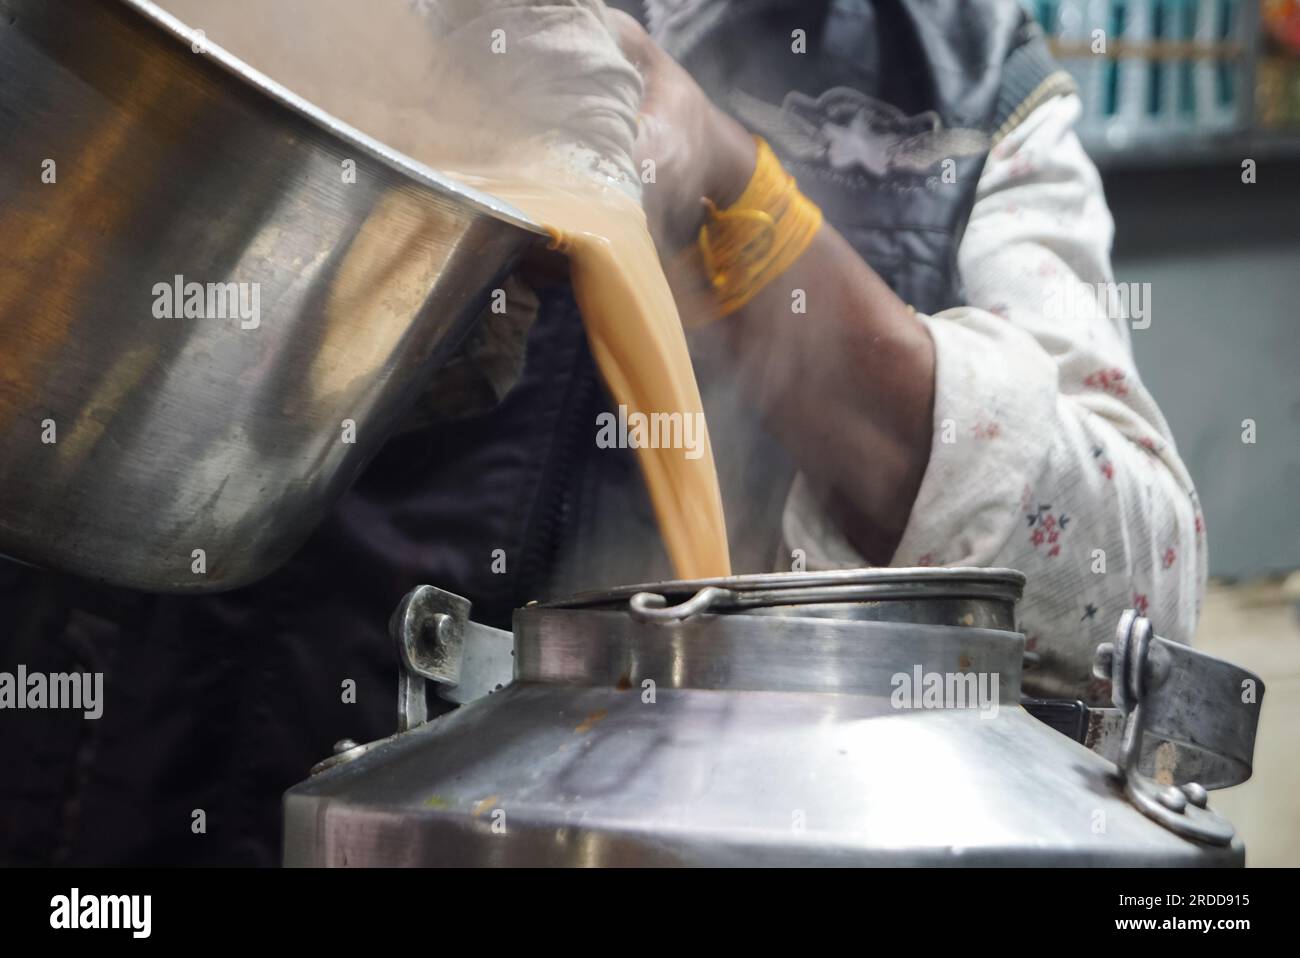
1026;0;1300;864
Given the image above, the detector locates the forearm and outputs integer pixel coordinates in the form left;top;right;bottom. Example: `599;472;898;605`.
682;224;936;563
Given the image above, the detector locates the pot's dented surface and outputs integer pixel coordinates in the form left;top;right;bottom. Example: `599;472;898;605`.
283;569;1263;867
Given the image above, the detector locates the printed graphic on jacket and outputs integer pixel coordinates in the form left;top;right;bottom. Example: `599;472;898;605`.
730;87;989;178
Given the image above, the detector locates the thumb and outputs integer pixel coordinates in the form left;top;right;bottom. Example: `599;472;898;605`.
605;8;655;74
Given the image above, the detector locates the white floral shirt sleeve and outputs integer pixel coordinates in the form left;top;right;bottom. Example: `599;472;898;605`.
783;93;1207;704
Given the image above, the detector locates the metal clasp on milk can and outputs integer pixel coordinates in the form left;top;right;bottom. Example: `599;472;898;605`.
1092;610;1264;846
389;585;515;727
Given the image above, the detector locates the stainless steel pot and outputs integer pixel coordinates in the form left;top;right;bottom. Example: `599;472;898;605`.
284;568;1265;866
0;0;545;591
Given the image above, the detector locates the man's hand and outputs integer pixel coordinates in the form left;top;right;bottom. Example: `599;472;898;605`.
608;10;756;256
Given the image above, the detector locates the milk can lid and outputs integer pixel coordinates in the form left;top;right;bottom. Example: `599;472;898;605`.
543;566;1025;625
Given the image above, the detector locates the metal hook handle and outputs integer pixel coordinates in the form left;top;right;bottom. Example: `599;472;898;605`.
628;586;736;623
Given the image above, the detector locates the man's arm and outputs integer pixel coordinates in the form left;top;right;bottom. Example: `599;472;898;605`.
688;225;936;565
613;10;936;564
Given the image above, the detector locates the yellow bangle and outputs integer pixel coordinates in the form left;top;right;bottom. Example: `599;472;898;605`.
687;136;822;324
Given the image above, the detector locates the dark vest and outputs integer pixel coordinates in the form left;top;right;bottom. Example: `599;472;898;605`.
0;0;1066;865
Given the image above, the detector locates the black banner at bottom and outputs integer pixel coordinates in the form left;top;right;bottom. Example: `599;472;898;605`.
0;866;1283;943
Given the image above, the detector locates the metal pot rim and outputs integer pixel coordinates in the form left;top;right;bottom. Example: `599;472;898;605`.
542;566;1027;611
114;0;546;238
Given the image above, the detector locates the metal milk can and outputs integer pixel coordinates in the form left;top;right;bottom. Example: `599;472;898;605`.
283;568;1264;866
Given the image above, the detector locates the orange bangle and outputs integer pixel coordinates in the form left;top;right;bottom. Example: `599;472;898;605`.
686;136;822;324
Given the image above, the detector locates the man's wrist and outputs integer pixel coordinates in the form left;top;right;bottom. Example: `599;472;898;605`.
705;111;757;210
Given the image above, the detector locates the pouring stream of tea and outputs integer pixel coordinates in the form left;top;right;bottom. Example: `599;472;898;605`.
462;170;732;579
